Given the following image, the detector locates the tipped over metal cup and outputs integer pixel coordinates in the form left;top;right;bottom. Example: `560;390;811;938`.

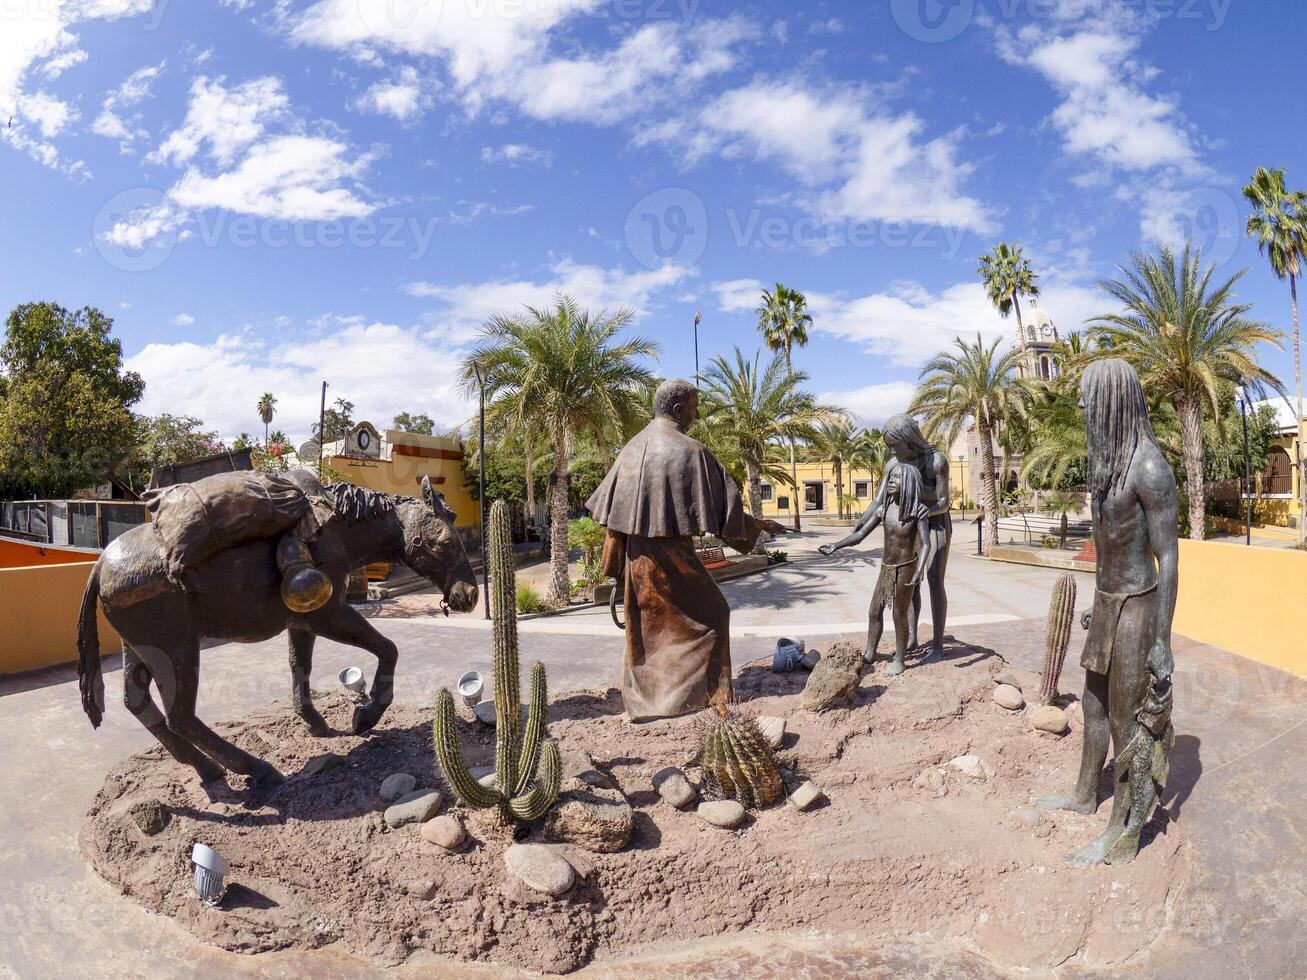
457;670;484;708
773;637;806;673
191;842;228;907
338;666;366;695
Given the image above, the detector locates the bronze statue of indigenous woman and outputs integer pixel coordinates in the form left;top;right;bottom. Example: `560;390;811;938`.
1037;359;1179;867
586;379;786;722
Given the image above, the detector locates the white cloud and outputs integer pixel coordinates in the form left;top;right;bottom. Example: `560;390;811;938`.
352;66;431;122
480;143;554;168
819;381;918;427
0;0;154;174
126;318;472;444
151;75;289;167
711;278;764;313
641;80;993;233
171;313;195;326
90;61;163;151
406;258;694;338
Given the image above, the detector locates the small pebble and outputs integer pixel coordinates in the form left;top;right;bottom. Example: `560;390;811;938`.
652;767;697;809
384;789;442;828
697;800;746;828
504;844;575;896
993;684;1025;711
756;716;786;749
949;755;994;781
420;815;466;850
1030;705;1069;735
788;781;825;811
379;772;416;802
406;879;436;899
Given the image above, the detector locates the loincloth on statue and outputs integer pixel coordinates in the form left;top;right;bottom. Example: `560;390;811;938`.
873;556;918;604
1080;581;1158;675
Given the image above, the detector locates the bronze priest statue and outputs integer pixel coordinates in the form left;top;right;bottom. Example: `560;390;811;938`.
586;379;786;721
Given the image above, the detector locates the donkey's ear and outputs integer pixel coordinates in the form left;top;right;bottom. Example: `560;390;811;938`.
420;474;436;511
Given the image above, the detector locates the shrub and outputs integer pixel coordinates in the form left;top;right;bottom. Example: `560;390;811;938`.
516;581;546;614
766;549;788;566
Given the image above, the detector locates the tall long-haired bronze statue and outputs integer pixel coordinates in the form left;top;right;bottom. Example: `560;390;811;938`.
1037;359;1179;866
76;472;478;787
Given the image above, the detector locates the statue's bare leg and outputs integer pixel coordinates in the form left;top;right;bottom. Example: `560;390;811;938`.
1037;668;1107;815
866;593;889;669
891;588;913;674
923;529;949;663
123;644;224;783
309;603;398;735
288;626;328;735
153;640;283;786
908;585;921;652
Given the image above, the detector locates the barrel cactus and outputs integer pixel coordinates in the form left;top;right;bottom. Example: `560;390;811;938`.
698;714;784;809
432;499;561;821
1038;573;1077;705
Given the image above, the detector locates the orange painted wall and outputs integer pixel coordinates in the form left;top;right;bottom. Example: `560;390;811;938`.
0;560;119;674
0;538;99;569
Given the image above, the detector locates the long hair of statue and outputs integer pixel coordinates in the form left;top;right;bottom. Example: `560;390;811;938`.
1082;359;1158;498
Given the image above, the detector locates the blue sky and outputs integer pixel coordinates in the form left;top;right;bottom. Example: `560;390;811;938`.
1;0;1299;443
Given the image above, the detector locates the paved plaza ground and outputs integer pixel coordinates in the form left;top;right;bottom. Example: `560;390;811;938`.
2;521;1304;978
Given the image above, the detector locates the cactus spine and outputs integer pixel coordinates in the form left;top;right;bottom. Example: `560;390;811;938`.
433;499;561;821
699;715;784;809
1039;573;1077;705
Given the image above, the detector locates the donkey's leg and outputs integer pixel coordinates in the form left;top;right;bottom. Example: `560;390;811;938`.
309;603;398;735
123;644;225;783
288;626;328;735
156;639;283;786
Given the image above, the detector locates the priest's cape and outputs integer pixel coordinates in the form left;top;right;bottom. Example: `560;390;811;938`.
585;416;768;721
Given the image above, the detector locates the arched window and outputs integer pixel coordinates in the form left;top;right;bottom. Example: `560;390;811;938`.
1259;448;1292;495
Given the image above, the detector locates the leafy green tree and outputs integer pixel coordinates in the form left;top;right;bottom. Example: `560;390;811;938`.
256;392;277;449
1243;166;1307;544
979;242;1041;363
1040;490;1083;549
462;295;658;604
756;282;813;530
1089;243;1285;540
805;417;870;518
0;303;143;497
911;333;1025;554
313;397;355;444
393;411;436;435
699;347;835;517
127;413;224;493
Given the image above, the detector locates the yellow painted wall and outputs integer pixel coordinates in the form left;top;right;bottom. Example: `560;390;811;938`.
1173;538;1307;676
330;430;480;530
0;561;120;674
758;462;884;518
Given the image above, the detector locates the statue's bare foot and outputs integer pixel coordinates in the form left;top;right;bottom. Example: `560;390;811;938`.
884;656;906;677
919;642;944;665
1035;793;1097;815
1066;830;1116;868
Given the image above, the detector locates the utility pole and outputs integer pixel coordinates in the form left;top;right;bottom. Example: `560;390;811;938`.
473;362;490;619
1240;387;1251;546
317;381;328;479
693;311;701;386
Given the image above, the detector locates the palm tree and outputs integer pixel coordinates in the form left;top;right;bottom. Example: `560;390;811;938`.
1041;490;1083;549
699;347;835;517
979;242;1041;368
806;417;865;518
1090;243;1285;540
461;295;658;603
910;333;1026;554
256;392;277;449
756;282;813;530
1243;166;1307;545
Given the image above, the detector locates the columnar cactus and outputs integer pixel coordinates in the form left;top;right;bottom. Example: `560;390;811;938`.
699;715;784;809
1038;573;1077;705
433;499;562;821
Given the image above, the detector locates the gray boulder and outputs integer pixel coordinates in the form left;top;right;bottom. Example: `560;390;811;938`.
802;639;864;711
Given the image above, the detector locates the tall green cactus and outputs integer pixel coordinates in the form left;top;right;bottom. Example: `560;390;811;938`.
433;499;562;821
1038;573;1077;705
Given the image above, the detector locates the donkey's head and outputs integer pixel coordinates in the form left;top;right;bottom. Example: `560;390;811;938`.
399;476;478;613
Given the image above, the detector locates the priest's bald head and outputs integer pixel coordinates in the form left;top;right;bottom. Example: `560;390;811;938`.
654;378;699;432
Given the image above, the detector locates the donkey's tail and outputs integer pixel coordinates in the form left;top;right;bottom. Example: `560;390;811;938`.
77;561;105;729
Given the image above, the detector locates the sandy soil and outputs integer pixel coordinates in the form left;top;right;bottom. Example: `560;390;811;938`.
82;639;1188;975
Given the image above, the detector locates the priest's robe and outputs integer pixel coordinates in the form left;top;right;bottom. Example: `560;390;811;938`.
585;416;767;721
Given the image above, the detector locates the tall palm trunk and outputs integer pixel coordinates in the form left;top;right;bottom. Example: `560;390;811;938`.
524;432;536;531
977;413;1001;554
1176;391;1207;541
834;459;843;518
745;460;764;518
548;436;570;604
264;421;269;449
1293;274;1304;546
784;345;801;532
1012;293;1027;377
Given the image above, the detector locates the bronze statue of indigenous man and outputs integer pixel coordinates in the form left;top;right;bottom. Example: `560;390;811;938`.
586;379;787;722
1037;359;1179;867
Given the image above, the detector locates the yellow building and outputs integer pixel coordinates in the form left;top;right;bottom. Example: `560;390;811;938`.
327;422;480;531
1244;413;1302;528
757;461;887;520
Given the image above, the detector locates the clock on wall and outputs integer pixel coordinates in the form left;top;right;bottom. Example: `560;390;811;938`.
357;429;372;451
1041;325;1054;337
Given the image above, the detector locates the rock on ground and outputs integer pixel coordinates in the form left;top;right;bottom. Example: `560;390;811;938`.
993;684;1025;711
129;799;168;836
420;815;466;850
995;667;1043;694
697;800;746;828
302;753;344;777
1030;705;1069;735
379;773;416;802
503;844;575;896
652;767;697;809
788;781;825;811
756;715;786;749
949;755;994;781
912;767;947;794
543;753;634;853
802;639;864;711
383;789;442;828
1010;806;1043;828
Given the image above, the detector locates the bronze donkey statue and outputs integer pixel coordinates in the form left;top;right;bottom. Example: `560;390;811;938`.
76;473;478;787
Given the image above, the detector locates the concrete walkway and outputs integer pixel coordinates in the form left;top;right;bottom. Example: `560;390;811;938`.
1;523;1302;978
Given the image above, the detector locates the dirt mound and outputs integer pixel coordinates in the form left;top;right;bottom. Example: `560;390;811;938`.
82;639;1187;974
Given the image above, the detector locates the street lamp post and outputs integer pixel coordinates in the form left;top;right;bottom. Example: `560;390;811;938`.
472;362;490;619
1239;388;1251;546
317;380;328;479
693;311;701;385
